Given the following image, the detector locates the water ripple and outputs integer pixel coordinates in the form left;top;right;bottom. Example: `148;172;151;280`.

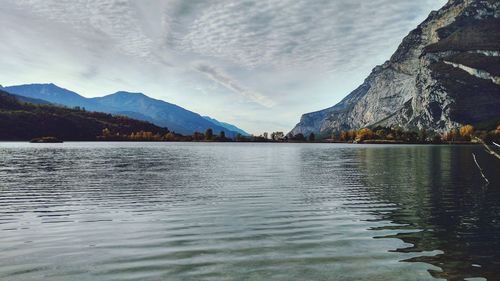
0;142;499;281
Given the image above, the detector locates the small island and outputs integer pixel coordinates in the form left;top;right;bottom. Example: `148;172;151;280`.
29;137;63;143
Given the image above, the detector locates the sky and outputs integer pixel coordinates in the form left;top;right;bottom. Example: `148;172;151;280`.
0;0;447;135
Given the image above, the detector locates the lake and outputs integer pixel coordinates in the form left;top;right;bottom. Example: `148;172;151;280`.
0;142;499;281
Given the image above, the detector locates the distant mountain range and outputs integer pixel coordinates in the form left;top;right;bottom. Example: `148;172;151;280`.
4;83;250;137
291;0;500;137
0;89;168;141
202;116;250;136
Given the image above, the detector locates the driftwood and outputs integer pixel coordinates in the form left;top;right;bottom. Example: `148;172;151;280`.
473;137;500;160
472;153;489;184
470;137;499;185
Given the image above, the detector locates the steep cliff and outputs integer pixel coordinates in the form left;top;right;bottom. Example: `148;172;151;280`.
290;0;500;136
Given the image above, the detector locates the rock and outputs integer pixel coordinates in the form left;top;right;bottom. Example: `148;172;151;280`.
29;137;63;143
290;0;500;136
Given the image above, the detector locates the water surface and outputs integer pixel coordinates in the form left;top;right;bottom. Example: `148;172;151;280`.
0;142;499;281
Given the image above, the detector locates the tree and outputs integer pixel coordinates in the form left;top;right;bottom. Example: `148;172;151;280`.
331;132;338;142
432;134;442;144
263;132;268;139
271;132;285;141
403;131;419;143
356;128;374;142
193;132;204;141
419;129;428;143
393;127;403;140
375;129;386;139
293;133;306;141
308;133;315;142
164;132;177;141
102;128;111;139
443;128;458;142
219;130;226;139
493;125;500;142
347;130;357;141
340;131;349;142
205;128;213;140
459;125;474;140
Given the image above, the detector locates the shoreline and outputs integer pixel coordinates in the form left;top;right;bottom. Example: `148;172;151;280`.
0;140;483;145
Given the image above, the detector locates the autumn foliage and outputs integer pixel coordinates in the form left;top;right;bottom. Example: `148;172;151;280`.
356;128;374;142
459;125;474;140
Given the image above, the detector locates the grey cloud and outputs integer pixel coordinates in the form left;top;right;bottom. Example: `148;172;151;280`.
174;0;444;71
11;0;169;59
0;0;447;133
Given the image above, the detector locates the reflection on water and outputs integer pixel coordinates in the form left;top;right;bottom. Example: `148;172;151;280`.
0;142;498;281
355;146;500;281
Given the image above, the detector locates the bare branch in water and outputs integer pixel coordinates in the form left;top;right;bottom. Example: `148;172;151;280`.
473;137;500;160
493;142;500;149
472;153;489;184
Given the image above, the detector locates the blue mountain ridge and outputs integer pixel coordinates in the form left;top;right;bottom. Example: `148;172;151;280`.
4;83;247;137
203;116;250;136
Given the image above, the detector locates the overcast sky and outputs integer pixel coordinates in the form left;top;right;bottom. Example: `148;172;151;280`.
0;0;446;134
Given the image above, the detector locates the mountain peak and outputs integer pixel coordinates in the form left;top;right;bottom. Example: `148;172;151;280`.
113;91;146;96
4;83;86;101
290;0;500;136
6;84;250;138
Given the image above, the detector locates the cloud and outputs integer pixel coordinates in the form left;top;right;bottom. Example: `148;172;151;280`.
193;63;274;108
0;0;447;133
173;0;445;71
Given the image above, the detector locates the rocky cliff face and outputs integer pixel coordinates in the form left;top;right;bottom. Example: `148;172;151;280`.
290;0;500;136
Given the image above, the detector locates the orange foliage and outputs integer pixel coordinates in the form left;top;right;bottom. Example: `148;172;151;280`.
356;128;374;142
459;125;474;138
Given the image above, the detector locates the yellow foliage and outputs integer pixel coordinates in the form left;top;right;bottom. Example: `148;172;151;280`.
164;132;176;141
356;128;374;142
459;125;474;138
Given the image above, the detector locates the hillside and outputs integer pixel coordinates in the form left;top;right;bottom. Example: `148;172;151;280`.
0;90;169;141
203;116;250;136
290;0;500;137
5;84;246;137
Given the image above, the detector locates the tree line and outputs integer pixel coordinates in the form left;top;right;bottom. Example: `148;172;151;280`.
327;125;500;144
2;89;499;144
95;124;500;144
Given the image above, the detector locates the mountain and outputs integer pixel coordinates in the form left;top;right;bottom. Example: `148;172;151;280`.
8;93;52;105
0;90;168;141
5;83;92;108
203;116;250;136
290;0;500;137
89;91;240;136
4;84;246;137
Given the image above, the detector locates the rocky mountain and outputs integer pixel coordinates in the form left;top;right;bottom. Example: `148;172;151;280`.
290;0;500;137
4;83;246;137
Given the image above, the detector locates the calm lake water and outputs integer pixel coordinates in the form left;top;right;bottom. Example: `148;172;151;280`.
0;142;499;281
